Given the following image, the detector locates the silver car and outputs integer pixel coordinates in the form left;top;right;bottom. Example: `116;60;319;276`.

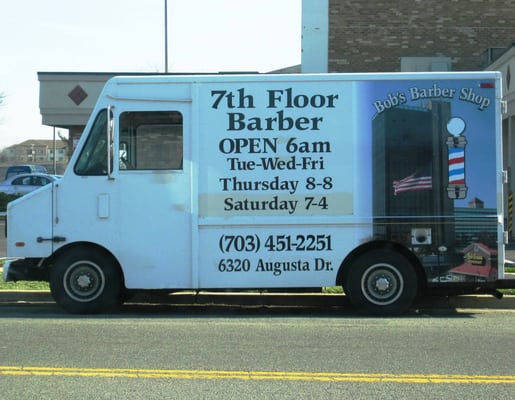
0;173;60;196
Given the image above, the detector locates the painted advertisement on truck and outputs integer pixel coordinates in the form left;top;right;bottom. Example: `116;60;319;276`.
367;80;498;284
196;81;361;288
196;78;498;287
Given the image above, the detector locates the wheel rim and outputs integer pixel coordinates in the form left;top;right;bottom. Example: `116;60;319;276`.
361;263;404;306
63;260;105;303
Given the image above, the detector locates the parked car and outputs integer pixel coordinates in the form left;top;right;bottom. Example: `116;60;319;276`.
4;165;48;180
0;173;60;196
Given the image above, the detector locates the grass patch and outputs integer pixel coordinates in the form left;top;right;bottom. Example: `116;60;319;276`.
0;261;49;290
323;286;344;294
502;265;515;294
0;280;49;290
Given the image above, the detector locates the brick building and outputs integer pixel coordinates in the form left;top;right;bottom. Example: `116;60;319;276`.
327;0;515;73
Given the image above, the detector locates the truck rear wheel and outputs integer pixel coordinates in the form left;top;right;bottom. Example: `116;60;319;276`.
345;249;417;315
49;247;122;314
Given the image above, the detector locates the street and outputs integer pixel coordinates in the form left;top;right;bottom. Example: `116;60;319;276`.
0;302;514;399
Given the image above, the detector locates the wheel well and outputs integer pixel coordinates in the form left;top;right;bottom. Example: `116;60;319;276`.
44;242;125;288
336;240;426;290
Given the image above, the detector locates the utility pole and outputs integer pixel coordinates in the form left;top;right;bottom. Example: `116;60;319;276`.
53;127;57;174
164;0;168;73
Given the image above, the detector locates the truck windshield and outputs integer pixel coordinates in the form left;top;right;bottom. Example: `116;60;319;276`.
74;109;110;176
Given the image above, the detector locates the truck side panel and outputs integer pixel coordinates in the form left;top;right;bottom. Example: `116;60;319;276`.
192;76;501;288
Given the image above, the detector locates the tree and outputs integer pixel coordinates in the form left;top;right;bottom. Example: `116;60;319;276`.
57;130;74;158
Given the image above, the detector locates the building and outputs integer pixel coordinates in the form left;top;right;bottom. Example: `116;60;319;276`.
455;201;498;248
485;46;515;238
326;0;515;73
38;72;123;153
372;102;456;253
449;242;498;282
0;139;68;165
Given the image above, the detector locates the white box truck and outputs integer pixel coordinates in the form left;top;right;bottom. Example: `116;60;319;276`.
4;72;514;314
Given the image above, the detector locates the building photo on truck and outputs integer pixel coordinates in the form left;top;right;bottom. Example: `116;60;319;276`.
4;72;514;315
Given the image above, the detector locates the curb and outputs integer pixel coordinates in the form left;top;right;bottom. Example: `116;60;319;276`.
0;291;514;311
0;290;53;303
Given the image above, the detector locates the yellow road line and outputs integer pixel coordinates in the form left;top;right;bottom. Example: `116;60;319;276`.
0;366;514;384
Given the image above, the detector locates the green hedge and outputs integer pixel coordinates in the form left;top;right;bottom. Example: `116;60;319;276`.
0;193;21;212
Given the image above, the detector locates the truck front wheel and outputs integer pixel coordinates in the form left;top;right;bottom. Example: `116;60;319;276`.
345;249;417;315
49;247;122;314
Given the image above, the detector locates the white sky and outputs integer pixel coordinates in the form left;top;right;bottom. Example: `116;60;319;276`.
0;0;301;149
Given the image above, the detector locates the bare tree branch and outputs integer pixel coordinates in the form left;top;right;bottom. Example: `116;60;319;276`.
57;130;74;157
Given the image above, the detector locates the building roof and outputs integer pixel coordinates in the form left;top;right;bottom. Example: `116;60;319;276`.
450;263;497;278
462;242;498;257
8;139;67;149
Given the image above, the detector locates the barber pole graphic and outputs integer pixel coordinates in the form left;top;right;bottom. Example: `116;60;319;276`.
448;147;465;184
446;117;468;199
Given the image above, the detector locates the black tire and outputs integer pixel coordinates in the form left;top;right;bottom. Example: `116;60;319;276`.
345;249;417;315
49;247;122;314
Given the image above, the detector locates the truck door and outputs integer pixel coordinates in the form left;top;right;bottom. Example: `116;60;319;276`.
113;105;192;289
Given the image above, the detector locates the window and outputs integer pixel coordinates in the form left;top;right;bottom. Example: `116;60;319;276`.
11;176;51;186
74;109;109;176
119;111;183;170
31;176;51;186
12;176;32;186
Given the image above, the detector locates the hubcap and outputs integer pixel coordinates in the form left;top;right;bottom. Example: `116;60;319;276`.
361;263;404;306
374;276;391;292
63;260;105;303
76;274;93;289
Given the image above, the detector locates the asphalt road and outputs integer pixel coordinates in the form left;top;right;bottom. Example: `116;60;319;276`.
0;303;514;399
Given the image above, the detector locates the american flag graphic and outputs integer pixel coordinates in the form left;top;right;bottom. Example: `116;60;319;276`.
393;173;432;195
448;147;465;184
